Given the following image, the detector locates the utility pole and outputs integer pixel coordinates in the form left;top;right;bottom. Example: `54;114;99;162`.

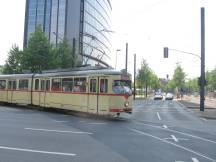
200;7;205;111
125;43;128;74
134;54;136;100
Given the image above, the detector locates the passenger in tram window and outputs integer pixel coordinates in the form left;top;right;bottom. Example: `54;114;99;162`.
73;86;80;92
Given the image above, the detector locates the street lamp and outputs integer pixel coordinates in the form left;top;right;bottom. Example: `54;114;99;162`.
115;49;121;69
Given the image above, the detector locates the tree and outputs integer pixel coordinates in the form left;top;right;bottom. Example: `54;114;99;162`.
3;45;23;74
51;39;78;69
137;59;158;97
22;25;52;73
185;78;199;93
172;64;186;91
206;69;216;91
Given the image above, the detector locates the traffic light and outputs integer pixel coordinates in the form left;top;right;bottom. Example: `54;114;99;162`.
198;77;207;86
164;47;169;58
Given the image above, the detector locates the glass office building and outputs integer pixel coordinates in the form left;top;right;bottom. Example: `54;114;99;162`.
24;0;112;67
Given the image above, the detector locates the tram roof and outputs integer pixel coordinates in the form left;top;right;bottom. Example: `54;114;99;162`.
34;69;123;78
0;68;129;79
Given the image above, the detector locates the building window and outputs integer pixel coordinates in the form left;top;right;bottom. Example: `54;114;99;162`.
19;79;29;90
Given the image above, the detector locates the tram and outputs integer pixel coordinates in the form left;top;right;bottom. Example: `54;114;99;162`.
0;67;133;117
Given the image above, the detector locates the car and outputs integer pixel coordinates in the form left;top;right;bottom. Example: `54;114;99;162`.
165;93;174;100
154;92;163;100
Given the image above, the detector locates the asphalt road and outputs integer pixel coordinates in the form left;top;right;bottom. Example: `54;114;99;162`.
0;100;215;162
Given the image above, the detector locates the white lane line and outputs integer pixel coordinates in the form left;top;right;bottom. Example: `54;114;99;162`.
200;118;207;122
157;112;161;120
53;120;69;123
130;128;215;162
192;157;199;162
163;125;168;129
171;135;179;142
135;121;216;144
0;145;76;156
25;128;93;135
87;122;107;125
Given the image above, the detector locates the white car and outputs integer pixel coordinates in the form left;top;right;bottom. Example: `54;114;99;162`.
154;92;163;100
165;93;174;100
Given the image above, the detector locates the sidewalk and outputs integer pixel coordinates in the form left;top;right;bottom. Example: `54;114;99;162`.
181;95;216;108
179;95;216;119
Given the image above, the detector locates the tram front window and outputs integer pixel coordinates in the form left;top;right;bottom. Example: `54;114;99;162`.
112;80;132;94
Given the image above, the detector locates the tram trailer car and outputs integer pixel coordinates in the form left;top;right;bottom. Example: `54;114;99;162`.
0;68;133;117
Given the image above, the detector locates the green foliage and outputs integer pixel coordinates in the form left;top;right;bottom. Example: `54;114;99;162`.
185;78;199;93
22;25;52;73
0;65;3;74
136;59;160;97
52;39;77;69
172;64;186;89
206;69;216;90
3;25;80;74
137;60;152;88
2;45;23;74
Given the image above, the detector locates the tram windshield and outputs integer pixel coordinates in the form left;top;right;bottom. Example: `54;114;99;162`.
112;80;132;94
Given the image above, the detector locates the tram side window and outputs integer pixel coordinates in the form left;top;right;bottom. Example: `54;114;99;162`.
51;78;61;91
8;81;16;90
74;78;86;92
90;79;97;92
35;79;39;90
41;80;45;91
19;79;29;90
100;79;108;93
62;78;73;92
46;80;50;91
0;80;6;90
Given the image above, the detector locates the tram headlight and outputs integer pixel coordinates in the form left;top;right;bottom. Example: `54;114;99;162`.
124;101;129;107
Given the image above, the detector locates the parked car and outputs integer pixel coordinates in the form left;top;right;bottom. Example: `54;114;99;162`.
154;92;163;100
165;93;174;100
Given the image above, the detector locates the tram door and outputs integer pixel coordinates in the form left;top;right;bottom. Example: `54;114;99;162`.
39;79;50;107
7;80;16;103
88;77;99;114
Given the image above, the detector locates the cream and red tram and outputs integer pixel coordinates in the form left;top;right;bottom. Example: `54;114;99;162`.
0;68;133;116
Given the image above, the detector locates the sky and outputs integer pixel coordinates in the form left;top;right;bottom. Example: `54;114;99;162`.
0;0;216;79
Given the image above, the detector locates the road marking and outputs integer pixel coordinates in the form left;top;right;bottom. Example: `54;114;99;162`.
25;128;93;135
200;118;207;122
157;112;161;120
87;122;107;125
130;128;215;162
53;120;69;123
163;125;168;129
192;157;199;162
0;145;76;156
135;121;216;144
171;135;179;142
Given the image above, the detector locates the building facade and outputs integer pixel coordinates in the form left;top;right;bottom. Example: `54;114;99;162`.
24;0;112;67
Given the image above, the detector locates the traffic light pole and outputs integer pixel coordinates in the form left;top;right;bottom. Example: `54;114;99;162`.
163;8;206;112
134;54;136;100
200;7;205;111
